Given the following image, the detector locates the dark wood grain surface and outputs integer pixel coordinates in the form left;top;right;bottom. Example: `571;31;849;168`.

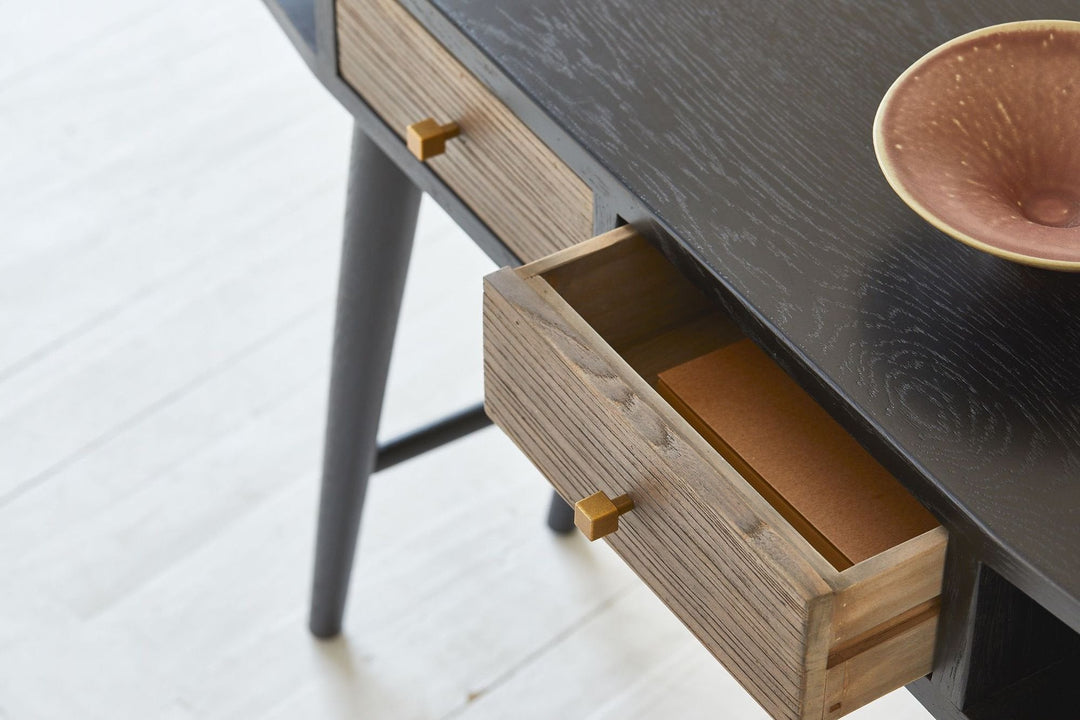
426;0;1080;628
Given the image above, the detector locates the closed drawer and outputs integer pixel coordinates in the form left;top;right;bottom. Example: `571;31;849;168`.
483;227;947;720
336;0;594;263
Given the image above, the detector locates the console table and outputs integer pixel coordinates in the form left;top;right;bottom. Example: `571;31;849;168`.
261;1;1080;718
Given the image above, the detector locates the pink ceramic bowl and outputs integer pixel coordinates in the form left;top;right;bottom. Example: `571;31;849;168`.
875;20;1080;271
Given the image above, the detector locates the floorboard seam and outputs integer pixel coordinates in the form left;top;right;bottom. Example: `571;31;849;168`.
0;301;329;510
436;580;638;720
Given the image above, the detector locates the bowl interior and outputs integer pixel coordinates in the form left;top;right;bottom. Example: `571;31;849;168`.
876;21;1080;269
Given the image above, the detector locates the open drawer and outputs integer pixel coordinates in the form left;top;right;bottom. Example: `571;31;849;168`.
483;226;947;720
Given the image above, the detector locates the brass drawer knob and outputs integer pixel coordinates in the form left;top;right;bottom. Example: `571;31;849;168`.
406;117;460;160
574;491;635;541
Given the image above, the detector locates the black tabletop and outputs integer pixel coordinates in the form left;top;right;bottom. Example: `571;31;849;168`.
429;0;1080;624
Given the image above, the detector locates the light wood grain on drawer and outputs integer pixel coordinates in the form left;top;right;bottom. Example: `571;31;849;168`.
336;0;594;262
483;227;947;720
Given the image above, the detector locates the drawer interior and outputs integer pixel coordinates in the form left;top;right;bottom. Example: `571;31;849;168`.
541;231;740;383
539;232;940;570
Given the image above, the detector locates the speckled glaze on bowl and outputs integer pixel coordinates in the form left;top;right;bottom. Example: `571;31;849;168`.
875;20;1080;271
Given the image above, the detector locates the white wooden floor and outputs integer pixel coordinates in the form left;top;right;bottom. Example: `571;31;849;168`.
0;3;936;718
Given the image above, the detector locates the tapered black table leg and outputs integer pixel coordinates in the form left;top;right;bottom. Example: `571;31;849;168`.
309;125;421;638
547;491;576;534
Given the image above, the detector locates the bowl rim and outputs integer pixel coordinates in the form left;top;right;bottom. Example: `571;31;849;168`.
873;19;1080;271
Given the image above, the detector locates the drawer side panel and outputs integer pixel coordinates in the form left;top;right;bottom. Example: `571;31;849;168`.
831;528;947;645
823;612;939;719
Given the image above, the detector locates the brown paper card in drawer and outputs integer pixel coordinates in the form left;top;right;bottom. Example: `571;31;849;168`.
657;339;937;569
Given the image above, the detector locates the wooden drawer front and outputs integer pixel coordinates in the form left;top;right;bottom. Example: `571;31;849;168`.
483;227;947;720
336;0;594;262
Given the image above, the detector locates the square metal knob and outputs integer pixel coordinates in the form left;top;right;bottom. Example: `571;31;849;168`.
406;118;460;161
574;491;635;541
